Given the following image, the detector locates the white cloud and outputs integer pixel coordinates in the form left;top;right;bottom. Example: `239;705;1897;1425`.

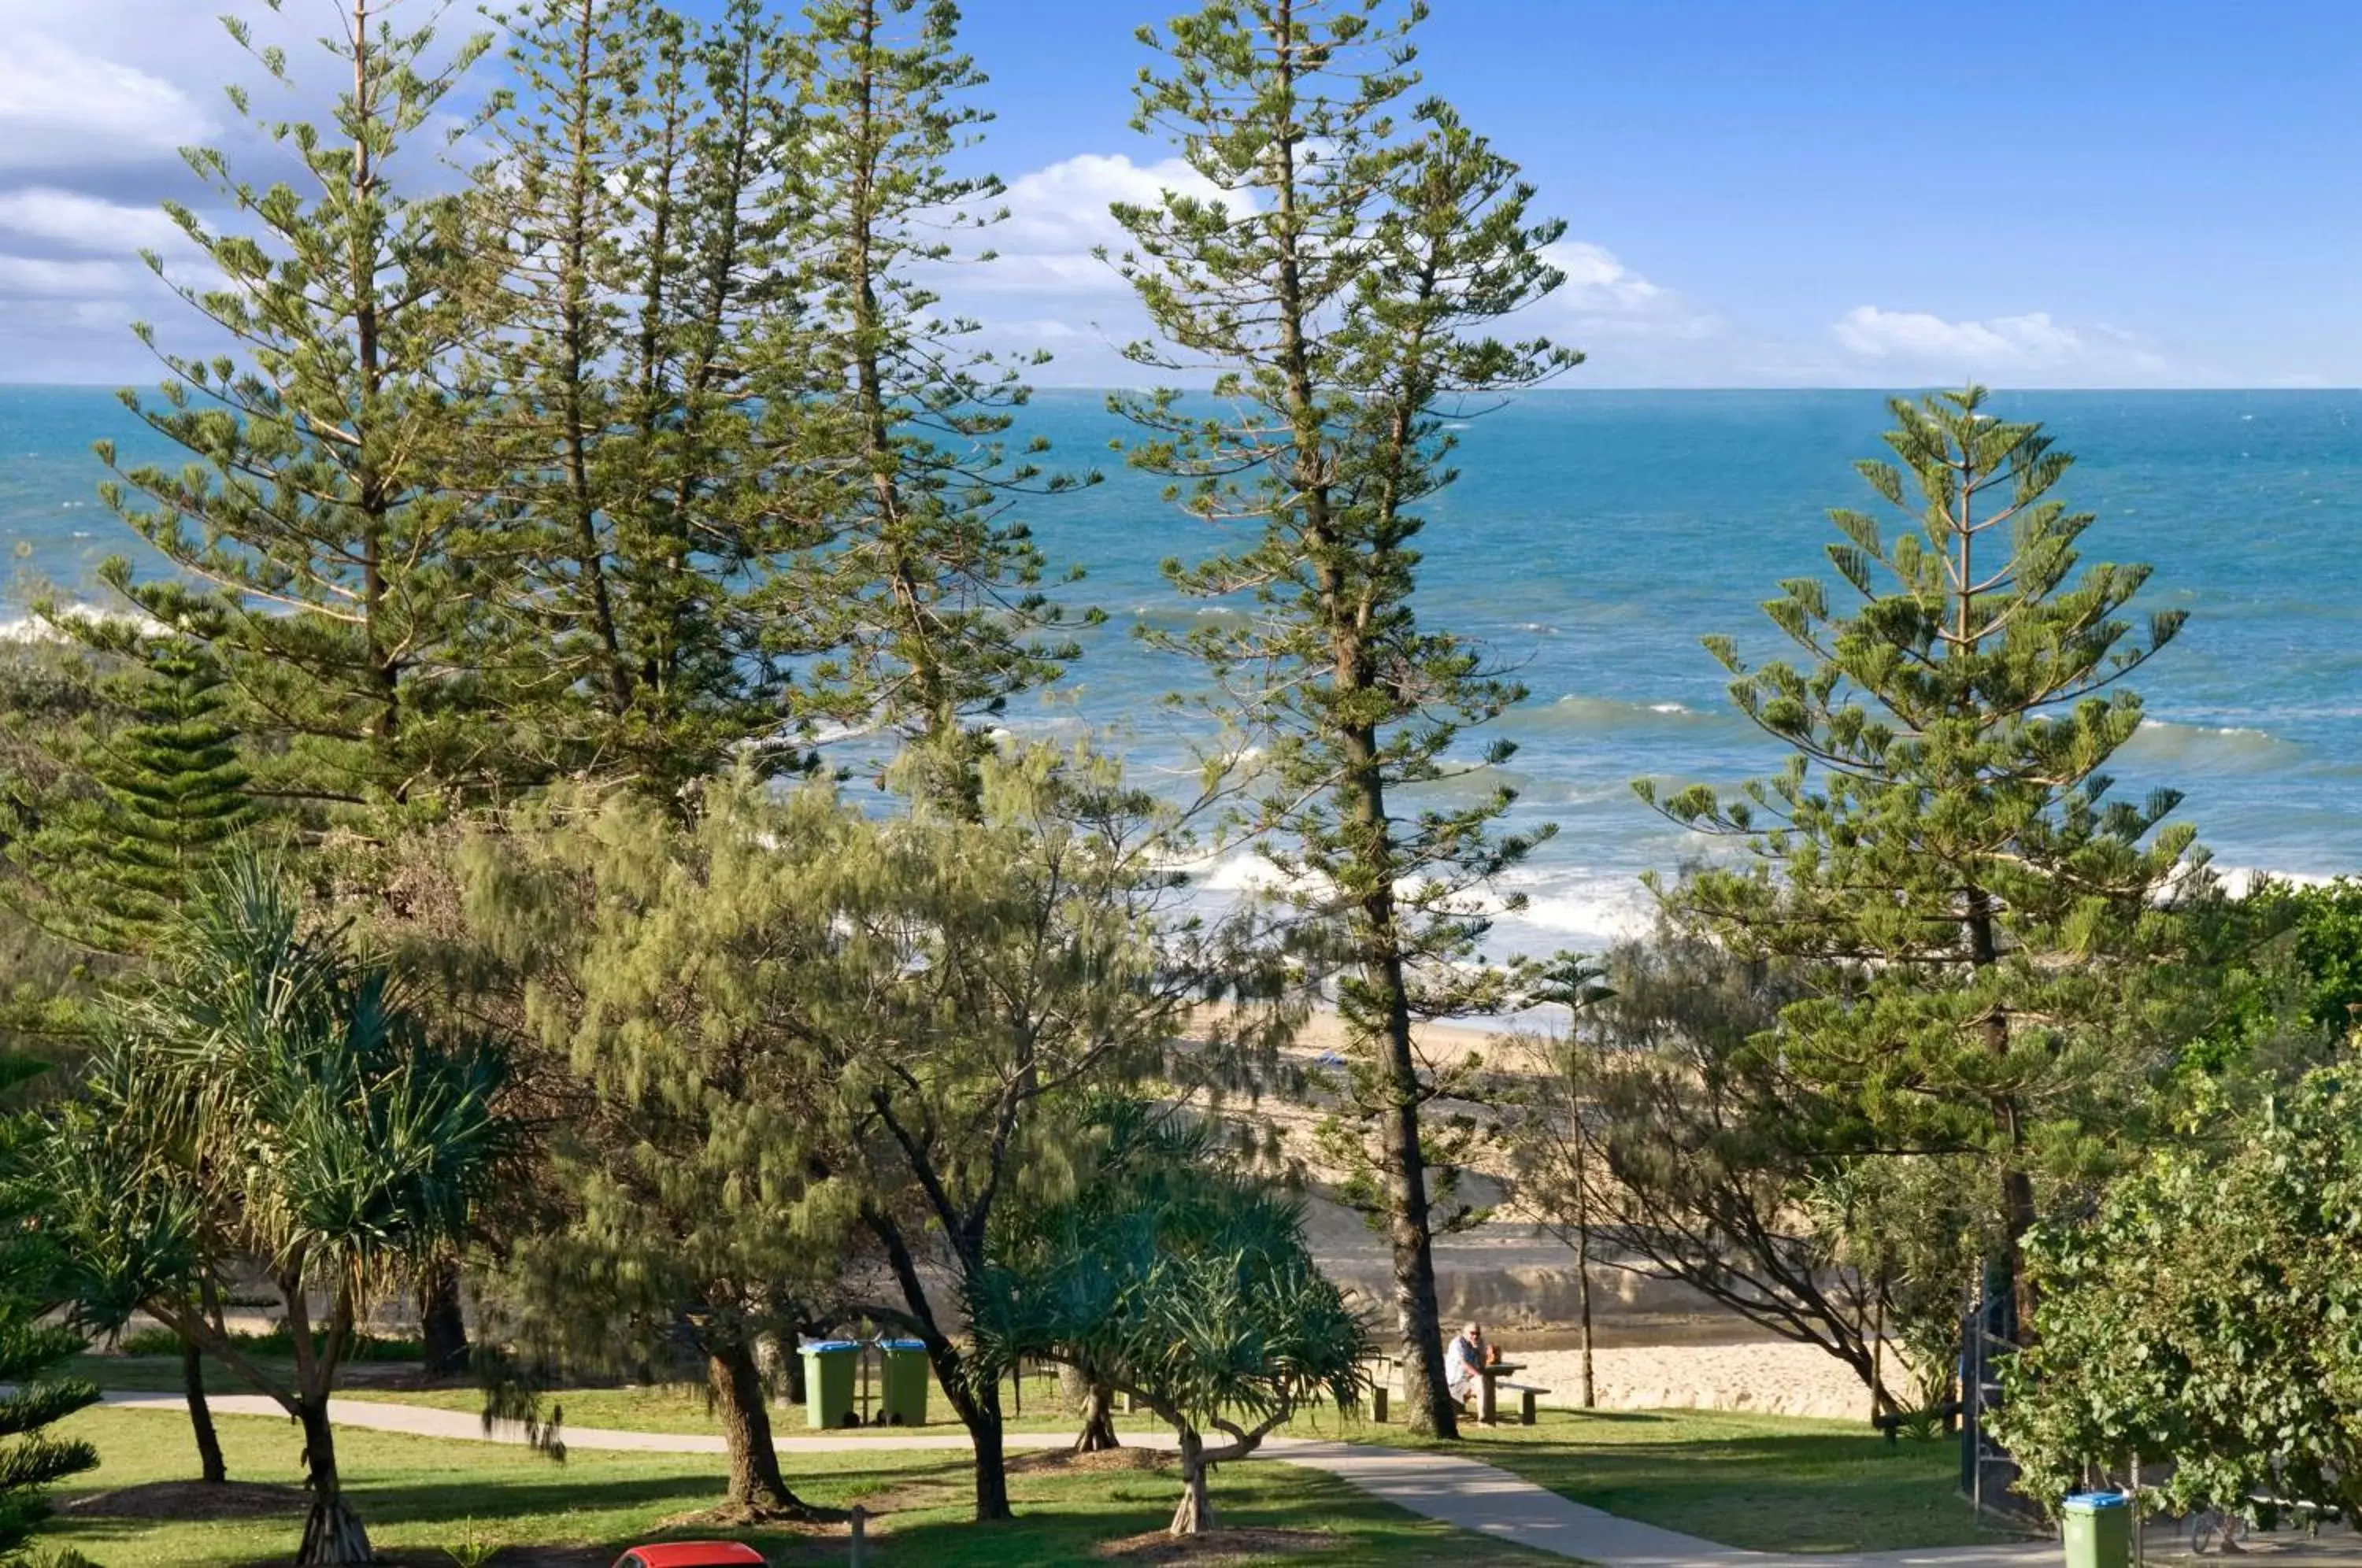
0;189;188;255
0;256;141;297
965;158;1723;382
977;153;1232;295
1535;241;1719;342
1830;305;2167;379
0;37;213;173
1545;241;1671;312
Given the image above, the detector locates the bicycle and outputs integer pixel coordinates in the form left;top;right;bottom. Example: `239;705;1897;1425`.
2187;1507;2251;1555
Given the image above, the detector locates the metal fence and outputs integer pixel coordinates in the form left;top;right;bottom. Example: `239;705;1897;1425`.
1959;1270;2041;1522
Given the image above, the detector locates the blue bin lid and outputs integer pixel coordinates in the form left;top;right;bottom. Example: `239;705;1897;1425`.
801;1338;860;1354
877;1338;927;1351
2064;1492;2131;1512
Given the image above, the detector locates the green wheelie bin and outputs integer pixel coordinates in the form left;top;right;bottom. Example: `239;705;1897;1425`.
801;1339;861;1429
878;1338;930;1426
2061;1491;2131;1568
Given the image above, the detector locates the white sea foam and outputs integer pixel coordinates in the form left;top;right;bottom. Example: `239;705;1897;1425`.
2123;717;2297;770
0;604;166;642
1512;694;1727;735
2209;864;2338;898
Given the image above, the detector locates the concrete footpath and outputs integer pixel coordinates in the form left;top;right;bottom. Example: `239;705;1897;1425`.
96;1391;2061;1568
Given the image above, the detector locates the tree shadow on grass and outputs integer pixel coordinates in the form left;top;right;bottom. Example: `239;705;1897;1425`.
345;1470;731;1526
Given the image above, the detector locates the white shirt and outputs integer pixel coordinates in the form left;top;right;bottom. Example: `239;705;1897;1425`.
1445;1334;1483;1398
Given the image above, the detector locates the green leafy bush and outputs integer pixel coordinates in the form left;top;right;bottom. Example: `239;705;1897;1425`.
1998;1064;2362;1518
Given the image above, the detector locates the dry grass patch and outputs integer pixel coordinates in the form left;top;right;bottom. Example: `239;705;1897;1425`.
64;1479;307;1520
1094;1526;1339;1562
1012;1448;1174;1477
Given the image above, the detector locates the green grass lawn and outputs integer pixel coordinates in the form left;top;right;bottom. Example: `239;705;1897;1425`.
1359;1406;2031;1555
65;1354;2023;1558
46;1406;1550;1567
331;1374;2012;1554
70;1355;1182;1437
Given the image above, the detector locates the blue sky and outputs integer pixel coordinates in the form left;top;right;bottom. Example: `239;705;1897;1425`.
6;0;2360;386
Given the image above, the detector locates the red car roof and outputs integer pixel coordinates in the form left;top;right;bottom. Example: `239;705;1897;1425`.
616;1546;768;1568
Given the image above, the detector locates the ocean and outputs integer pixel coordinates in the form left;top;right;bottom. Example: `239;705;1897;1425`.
6;384;2360;956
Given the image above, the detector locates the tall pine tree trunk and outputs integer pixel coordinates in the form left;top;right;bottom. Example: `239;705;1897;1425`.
1265;0;1457;1419
1346;723;1458;1440
707;1341;810;1520
180;1334;227;1484
1964;886;2039;1341
1376;974;1456;1437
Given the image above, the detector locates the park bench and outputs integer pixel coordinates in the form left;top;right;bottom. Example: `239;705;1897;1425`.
1497;1379;1549;1426
1475;1363;1546;1426
1356;1355;1549;1425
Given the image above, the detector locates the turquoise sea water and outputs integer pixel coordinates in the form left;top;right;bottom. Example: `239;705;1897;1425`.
6;384;2359;952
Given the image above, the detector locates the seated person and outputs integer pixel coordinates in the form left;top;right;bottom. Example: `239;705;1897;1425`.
1444;1321;1486;1407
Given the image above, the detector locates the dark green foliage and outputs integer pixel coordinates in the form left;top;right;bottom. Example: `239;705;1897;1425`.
3;640;248;956
452;778;847;1521
70;2;519;819
459;0;827;799
972;1104;1370;1534
0;1060;100;1560
775;0;1096;798
1642;387;2205;1327
0;642;250;1481
2175;877;2362;1076
1111;0;1576;1439
0;1322;98;1559
2275;880;2362;1030
1997;1064;2362;1519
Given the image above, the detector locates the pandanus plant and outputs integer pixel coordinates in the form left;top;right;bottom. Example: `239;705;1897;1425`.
972;1106;1372;1535
49;857;516;1565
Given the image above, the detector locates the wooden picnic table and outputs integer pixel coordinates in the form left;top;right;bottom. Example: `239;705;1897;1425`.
1475;1360;1526;1426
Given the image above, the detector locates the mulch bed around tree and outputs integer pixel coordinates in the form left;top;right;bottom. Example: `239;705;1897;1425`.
1010;1446;1174;1475
1094;1527;1340;1562
65;1480;307;1519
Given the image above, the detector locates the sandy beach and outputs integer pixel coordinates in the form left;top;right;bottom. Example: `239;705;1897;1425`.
1221;1005;1887;1426
1497;1340;1879;1422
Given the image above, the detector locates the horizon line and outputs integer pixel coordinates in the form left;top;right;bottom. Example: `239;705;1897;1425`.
6;379;2361;396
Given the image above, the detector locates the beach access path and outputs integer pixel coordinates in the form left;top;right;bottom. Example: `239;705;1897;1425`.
93;1389;2061;1568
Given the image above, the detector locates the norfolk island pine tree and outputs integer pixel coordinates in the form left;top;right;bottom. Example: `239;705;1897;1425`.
1639;386;2204;1340
1108;0;1579;1437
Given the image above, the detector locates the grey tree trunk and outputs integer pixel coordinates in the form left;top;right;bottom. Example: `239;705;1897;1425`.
708;1341;811;1520
181;1335;227;1483
1575;1144;1597;1409
417;1256;468;1377
1072;1378;1120;1453
294;1398;372;1564
1168;1429;1215;1535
